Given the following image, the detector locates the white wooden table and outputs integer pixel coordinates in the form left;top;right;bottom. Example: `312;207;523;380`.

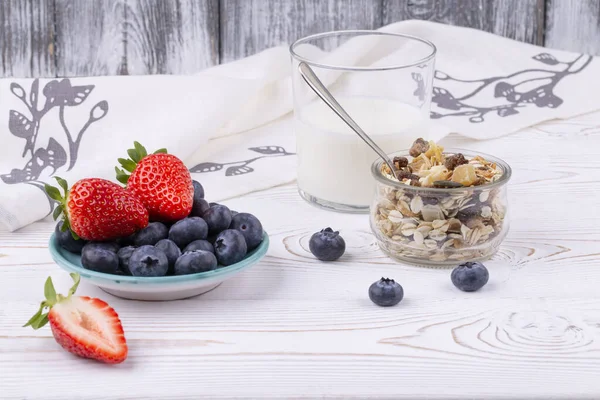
2;112;600;399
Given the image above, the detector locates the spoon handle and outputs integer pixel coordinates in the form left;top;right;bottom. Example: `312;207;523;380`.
297;62;398;178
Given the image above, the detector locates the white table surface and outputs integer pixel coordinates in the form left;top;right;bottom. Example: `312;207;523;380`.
2;111;600;399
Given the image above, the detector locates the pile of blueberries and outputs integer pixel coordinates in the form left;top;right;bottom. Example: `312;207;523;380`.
55;181;264;277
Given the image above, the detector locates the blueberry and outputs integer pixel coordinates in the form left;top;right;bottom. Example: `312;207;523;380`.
132;222;168;246
183;239;214;254
192;180;205;199
116;246;136;275
87;241;121;254
190;198;210;217
209;202;220;207
451;261;489;292
128;245;169;277
309;227;345;261
214;229;247;266
202;204;232;234
230;210;239;217
168;217;208;248
81;243;120;274
229;213;263;251
55;221;86;254
369;278;404;307
174;250;218;275
155;239;182;274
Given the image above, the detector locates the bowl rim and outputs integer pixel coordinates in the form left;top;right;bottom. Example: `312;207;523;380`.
49;231;269;285
371;148;512;192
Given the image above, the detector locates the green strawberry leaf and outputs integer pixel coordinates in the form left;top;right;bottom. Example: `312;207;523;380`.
118;158;137;173
154;148;168;154
23;303;45;327
134;141;147;159
67;273;81;297
44;277;57;304
115;167;130;185
54;176;68;193
127;148;141;163
52;204;63;221
32;314;49;329
44;184;63;202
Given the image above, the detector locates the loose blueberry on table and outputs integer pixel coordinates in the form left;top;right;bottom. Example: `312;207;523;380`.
451;261;489;292
369;278;404;307
309;228;346;261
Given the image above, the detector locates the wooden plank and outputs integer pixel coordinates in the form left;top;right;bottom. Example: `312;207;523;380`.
219;0;384;63
54;0;126;77
126;0;219;74
545;0;600;55
0;0;55;78
383;0;545;45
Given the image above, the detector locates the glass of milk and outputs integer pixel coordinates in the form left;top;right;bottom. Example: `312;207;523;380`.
290;30;437;213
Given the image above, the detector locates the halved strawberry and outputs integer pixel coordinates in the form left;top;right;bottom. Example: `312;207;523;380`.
46;176;149;241
24;273;128;364
115;142;193;222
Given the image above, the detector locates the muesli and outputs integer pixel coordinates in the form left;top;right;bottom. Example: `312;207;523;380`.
372;138;508;264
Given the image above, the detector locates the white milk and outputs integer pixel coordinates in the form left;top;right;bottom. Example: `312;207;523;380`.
295;97;429;208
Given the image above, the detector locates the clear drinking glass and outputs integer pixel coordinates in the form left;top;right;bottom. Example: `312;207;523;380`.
290;30;436;213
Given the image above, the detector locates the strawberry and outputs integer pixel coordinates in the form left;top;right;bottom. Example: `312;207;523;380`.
115;142;193;222
24;273;128;364
46;176;149;241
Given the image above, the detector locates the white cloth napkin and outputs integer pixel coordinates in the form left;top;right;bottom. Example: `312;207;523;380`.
1;20;599;231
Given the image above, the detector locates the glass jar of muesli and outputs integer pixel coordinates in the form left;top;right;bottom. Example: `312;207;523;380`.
370;148;511;266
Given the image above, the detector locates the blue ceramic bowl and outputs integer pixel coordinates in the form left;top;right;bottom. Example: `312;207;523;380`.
49;232;269;301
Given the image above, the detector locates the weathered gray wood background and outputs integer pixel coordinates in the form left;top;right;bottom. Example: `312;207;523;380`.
0;0;598;78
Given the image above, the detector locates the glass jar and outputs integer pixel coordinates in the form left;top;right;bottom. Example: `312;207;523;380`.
370;149;511;266
290;30;437;213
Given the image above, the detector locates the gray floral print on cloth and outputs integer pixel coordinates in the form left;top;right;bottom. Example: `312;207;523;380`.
1;78;109;212
412;52;593;123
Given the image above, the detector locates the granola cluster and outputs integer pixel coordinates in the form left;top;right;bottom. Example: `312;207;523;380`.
381;138;503;188
372;139;508;264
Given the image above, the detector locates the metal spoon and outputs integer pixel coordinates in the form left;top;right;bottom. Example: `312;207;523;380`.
297;62;399;179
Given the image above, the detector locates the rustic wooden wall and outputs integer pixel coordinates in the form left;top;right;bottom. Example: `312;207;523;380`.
0;0;598;78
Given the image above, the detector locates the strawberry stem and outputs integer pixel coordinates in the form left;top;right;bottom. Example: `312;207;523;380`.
45;176;79;240
24;273;81;330
115;142;169;185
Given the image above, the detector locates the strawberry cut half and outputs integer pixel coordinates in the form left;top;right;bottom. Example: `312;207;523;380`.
24;273;128;364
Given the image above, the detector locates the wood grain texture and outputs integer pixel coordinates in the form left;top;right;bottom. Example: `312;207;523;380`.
2;113;600;398
126;0;219;74
54;0;126;76
0;0;55;78
219;0;384;63
545;0;600;55
382;0;545;45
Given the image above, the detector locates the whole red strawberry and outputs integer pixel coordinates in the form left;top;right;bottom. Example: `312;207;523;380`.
115;142;193;222
24;273;128;364
46;176;149;241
